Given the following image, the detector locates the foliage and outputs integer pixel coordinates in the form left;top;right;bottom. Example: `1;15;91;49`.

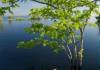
0;0;26;15
96;14;100;22
0;0;100;69
20;0;97;57
16;17;27;21
18;0;99;61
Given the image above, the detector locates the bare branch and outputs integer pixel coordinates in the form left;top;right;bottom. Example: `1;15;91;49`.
62;39;72;60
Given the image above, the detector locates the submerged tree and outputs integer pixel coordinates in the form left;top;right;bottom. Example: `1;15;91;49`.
17;0;99;70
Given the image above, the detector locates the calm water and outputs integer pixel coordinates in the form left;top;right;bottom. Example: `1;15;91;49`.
0;16;100;70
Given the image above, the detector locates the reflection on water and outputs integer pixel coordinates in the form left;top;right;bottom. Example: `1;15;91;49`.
0;16;3;21
97;22;100;34
0;20;3;31
0;17;13;32
8;19;13;24
96;15;100;34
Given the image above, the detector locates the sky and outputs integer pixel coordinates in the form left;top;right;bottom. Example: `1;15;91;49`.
0;1;45;16
0;1;100;16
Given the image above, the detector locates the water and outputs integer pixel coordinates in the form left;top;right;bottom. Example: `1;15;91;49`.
0;16;100;70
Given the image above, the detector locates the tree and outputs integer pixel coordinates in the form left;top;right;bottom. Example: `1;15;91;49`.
17;0;99;70
0;0;19;15
0;0;100;70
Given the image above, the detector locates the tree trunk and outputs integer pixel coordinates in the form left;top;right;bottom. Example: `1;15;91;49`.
69;28;84;70
70;59;82;70
79;30;84;66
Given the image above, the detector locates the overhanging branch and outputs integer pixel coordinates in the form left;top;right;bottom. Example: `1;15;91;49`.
32;0;57;9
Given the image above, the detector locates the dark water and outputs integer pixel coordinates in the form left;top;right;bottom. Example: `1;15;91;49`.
0;16;100;70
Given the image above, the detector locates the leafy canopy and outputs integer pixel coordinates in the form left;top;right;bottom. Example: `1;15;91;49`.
18;0;99;54
0;0;26;15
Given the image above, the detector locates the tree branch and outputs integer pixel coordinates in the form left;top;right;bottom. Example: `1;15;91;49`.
31;0;57;9
62;39;72;60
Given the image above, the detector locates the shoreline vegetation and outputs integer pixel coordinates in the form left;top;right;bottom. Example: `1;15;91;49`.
8;15;29;21
0;16;40;21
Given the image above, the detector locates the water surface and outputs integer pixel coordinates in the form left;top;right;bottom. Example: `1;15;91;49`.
0;16;100;70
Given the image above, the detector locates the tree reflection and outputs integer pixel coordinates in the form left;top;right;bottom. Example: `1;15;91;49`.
8;15;13;25
96;14;100;34
0;16;4;31
8;19;13;24
30;19;41;24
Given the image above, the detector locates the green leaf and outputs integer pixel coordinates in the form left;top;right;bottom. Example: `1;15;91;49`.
43;40;48;47
17;40;34;48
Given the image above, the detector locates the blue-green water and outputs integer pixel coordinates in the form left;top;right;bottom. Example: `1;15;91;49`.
0;16;100;70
